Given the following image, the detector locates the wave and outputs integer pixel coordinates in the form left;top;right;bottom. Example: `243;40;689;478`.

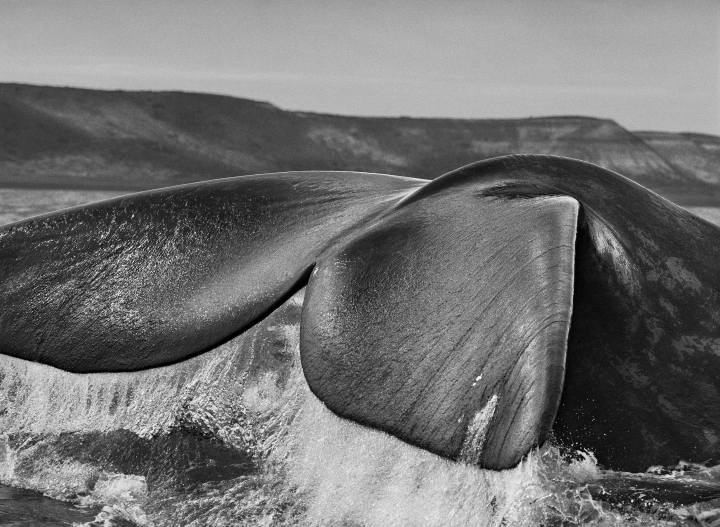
1;289;719;526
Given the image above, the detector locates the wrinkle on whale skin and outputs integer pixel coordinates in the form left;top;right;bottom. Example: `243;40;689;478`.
0;155;719;472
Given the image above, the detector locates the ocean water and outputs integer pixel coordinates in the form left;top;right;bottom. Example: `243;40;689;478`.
1;188;720;527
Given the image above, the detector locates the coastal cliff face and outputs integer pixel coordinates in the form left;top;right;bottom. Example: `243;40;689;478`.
635;131;720;185
1;83;718;204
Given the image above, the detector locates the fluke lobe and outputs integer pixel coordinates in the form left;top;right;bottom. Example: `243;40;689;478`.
1;155;718;472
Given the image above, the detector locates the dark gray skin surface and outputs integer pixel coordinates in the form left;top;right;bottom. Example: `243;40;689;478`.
425;156;720;471
301;193;578;469
0;171;422;371
0;155;718;472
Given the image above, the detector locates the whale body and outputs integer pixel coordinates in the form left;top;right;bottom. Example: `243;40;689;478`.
0;155;718;472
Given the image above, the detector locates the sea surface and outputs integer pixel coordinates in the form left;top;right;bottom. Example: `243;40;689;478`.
1;187;720;527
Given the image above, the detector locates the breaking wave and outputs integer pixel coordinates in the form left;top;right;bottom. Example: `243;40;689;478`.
1;290;720;526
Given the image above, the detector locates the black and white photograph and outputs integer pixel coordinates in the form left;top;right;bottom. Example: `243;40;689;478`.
0;1;719;525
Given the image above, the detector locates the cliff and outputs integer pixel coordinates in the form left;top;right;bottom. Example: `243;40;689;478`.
1;83;718;204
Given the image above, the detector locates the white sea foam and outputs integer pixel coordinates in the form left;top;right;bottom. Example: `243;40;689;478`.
72;473;150;527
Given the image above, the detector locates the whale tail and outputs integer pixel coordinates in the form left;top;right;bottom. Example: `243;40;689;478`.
1;156;719;472
301;191;578;470
0;172;420;371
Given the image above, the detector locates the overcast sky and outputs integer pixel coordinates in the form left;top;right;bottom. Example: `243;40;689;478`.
1;0;718;134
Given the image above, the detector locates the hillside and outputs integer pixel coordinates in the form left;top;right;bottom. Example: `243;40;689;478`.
1;83;718;204
635;131;720;184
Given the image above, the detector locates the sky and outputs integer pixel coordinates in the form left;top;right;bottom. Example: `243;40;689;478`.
1;0;719;134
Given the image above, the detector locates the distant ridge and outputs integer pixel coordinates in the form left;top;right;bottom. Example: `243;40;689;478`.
634;131;720;185
1;83;718;204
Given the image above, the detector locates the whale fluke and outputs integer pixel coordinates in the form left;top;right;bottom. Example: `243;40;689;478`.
301;192;578;469
1;155;719;472
433;155;720;471
0;172;422;371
